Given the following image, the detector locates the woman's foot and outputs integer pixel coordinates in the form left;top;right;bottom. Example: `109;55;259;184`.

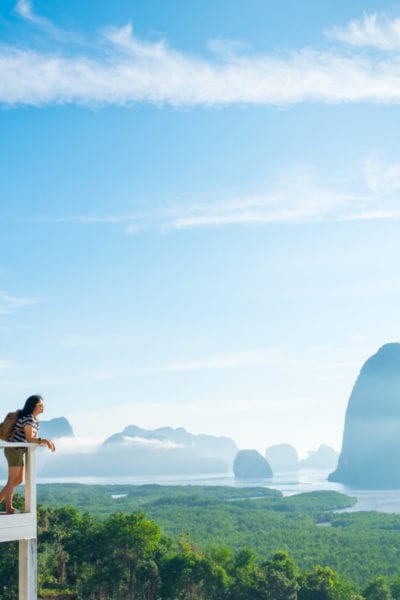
6;507;20;514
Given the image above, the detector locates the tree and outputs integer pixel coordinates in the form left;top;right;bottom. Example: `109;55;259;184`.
100;512;162;599
227;547;261;600
298;565;355;600
137;559;161;600
160;537;230;600
0;542;18;600
390;578;400;600
363;577;393;600
263;570;299;600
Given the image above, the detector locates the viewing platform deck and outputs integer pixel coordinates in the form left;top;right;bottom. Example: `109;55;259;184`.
0;442;38;600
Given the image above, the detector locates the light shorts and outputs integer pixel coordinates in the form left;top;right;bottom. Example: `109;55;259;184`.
4;447;27;468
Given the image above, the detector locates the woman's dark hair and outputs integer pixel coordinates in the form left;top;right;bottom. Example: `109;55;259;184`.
20;395;43;417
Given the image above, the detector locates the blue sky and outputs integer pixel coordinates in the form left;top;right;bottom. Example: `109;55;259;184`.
1;0;400;457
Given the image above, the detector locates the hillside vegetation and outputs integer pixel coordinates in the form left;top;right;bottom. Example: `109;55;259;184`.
1;484;399;599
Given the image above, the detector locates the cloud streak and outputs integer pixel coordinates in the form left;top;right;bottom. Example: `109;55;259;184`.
4;14;400;107
38;163;400;231
168;198;400;230
157;164;400;230
16;0;48;26
0;291;42;314
15;0;79;42
327;13;400;50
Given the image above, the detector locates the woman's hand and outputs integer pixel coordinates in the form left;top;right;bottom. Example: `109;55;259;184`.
42;438;56;452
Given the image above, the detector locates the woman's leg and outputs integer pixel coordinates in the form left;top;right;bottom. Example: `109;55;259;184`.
0;466;24;513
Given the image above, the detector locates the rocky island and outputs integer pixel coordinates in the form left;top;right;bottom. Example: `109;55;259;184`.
329;343;400;488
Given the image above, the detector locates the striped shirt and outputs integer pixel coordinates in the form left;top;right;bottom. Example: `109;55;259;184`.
10;414;39;443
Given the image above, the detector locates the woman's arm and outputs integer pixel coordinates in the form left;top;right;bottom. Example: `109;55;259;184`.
24;425;56;451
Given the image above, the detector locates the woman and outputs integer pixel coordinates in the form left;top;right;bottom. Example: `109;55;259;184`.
0;395;56;514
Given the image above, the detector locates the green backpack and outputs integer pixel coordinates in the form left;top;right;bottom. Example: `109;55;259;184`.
0;411;19;441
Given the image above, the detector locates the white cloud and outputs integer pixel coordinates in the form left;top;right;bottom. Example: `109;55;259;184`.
327;13;400;50
0;291;42;314
118;435;184;450
54;435;185;455
4;14;400;107
50;436;103;454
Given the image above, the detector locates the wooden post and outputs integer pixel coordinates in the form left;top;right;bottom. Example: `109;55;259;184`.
19;538;37;600
24;447;36;514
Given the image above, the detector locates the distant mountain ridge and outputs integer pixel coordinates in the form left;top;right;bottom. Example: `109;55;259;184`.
265;443;338;472
0;412;345;481
299;445;339;470
40;417;74;439
40;424;237;477
104;424;237;463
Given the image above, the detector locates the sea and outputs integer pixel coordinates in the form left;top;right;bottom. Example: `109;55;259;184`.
35;469;400;514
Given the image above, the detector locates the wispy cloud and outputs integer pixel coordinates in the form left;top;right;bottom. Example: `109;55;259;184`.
0;291;42;314
15;0;47;26
160;164;400;230
327;13;400;50
4;11;400;107
15;0;79;42
37;163;400;232
166;184;363;230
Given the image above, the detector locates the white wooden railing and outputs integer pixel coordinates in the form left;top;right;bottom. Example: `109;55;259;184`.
0;442;37;600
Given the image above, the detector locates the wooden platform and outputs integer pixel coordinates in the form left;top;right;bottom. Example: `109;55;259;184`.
0;512;36;543
0;442;38;599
